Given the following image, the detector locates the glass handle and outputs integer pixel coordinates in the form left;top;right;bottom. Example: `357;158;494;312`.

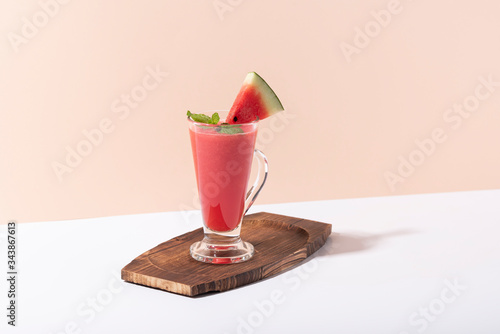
244;149;268;215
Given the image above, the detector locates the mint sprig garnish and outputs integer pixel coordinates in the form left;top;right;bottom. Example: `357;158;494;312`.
211;112;220;124
187;111;243;134
187;111;220;125
217;124;244;134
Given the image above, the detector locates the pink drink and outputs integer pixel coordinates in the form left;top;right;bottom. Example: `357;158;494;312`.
189;126;257;232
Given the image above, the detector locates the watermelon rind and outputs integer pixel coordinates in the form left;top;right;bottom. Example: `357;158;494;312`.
244;72;284;113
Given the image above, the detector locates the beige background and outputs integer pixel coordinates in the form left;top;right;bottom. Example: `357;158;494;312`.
1;0;499;223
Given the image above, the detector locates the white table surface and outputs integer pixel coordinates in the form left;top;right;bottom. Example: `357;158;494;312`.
2;189;500;334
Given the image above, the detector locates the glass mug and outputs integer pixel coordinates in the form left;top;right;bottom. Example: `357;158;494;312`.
188;112;268;264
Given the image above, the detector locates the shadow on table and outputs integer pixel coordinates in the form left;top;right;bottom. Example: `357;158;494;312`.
192;229;417;298
311;229;417;260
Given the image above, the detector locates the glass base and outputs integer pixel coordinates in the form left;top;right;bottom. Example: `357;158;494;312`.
190;236;254;264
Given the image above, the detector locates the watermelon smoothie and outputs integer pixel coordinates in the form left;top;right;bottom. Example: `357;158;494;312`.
189;123;257;232
187;72;281;263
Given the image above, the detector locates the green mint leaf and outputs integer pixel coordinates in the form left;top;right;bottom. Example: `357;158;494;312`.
211;112;220;125
187;110;212;124
217;125;244;134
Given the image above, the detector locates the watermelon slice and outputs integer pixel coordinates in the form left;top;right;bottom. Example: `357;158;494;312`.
225;72;284;124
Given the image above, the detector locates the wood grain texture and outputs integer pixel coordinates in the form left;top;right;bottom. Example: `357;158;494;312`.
121;212;332;296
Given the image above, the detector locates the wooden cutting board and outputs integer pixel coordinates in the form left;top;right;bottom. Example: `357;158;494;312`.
121;212;332;297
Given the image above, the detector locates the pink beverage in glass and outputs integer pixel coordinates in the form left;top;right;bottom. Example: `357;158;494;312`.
189;126;257;232
188;113;268;264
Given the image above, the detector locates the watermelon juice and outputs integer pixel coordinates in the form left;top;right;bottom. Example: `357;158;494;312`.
189;123;257;232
